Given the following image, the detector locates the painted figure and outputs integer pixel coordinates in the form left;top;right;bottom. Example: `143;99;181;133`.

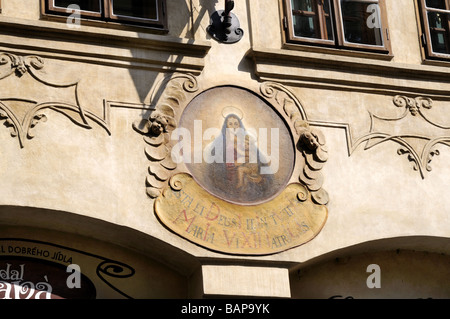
204;111;272;203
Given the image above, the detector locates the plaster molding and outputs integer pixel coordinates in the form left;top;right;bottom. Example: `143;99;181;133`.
250;49;450;178
0;16;210;75
250;47;450;98
354;95;450;178
0;52;110;148
133;73;199;199
260;82;329;205
134;77;330;255
134;77;330;206
310;95;450;179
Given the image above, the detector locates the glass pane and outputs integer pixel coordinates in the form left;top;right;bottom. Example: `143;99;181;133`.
426;0;447;9
428;12;450;53
341;1;383;46
325;17;334;40
323;0;334;40
291;0;320;39
293;15;318;38
112;0;158;20
292;0;314;11
54;0;101;13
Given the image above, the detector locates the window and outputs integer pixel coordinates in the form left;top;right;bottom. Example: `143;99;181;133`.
45;0;167;29
283;0;390;53
419;0;450;59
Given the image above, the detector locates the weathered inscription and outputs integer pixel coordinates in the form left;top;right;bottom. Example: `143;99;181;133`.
154;173;327;255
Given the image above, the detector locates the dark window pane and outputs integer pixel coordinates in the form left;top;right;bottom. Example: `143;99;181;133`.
293;15;318;38
428;12;450;53
325;16;334;40
341;1;383;46
112;0;158;20
291;0;321;39
54;0;101;12
323;0;334;40
426;0;447;9
292;0;315;11
290;0;334;40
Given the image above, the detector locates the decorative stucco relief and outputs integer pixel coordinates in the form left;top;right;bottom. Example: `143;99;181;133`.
0;52;110;148
134;78;329;205
260;82;329;205
132;73;199;199
351;95;450;178
134;75;330;255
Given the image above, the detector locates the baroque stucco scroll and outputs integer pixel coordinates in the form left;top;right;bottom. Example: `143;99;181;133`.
352;95;450;178
0;52;110;148
132;73;199;199
260;82;329;206
134;75;329;255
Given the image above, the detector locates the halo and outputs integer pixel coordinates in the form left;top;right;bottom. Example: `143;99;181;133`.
222;106;243;119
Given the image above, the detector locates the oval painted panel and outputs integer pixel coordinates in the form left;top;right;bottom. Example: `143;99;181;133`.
177;86;295;205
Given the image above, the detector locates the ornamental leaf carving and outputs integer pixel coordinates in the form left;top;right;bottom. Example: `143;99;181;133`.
0;52;110;148
260;82;329;205
352;95;450;178
133;73;199;198
393;95;432;116
0;53;44;78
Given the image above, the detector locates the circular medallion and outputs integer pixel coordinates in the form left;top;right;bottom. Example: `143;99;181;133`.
177;86;295;205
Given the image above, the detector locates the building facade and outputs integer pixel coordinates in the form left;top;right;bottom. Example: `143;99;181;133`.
0;0;448;299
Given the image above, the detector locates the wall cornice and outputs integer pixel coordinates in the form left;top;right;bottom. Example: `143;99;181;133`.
0;17;211;74
250;47;450;99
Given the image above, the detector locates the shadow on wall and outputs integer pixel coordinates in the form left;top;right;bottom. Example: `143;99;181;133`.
128;0;219;121
289;236;450;299
0;205;201;298
0;205;200;278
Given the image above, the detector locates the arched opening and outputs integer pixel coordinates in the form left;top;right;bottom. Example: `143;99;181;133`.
290;236;450;299
0;205;199;299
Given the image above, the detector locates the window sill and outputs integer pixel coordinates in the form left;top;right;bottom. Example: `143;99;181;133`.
422;55;450;68
249;47;450;98
282;42;393;61
41;12;169;34
0;16;211;74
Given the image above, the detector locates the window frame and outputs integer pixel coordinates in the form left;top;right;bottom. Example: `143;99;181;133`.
418;0;450;60
107;0;164;26
283;0;391;54
284;0;336;46
48;0;103;19
44;0;167;30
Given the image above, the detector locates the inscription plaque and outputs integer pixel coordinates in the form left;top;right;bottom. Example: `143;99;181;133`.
155;173;327;255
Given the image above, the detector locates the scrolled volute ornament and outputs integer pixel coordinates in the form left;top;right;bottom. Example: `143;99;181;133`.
296;121;329;205
134;73;200;199
393;95;433;116
0;53;45;78
133;111;175;138
133;110;176;198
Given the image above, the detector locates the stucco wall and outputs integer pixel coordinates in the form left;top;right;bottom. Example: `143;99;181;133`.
0;0;448;298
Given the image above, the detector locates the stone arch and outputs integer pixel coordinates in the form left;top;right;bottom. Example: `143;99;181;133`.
0;205;199;299
290;236;450;299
